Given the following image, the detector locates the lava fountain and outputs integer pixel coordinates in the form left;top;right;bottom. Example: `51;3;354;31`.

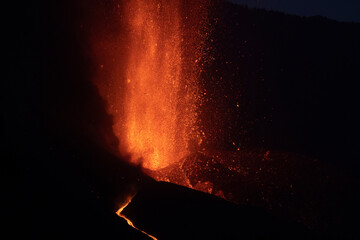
94;0;210;171
124;0;186;170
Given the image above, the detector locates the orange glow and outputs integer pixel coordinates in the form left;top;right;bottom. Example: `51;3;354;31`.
94;0;209;170
116;195;157;240
123;0;186;170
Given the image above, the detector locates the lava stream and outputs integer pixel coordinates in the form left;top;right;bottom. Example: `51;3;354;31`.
116;195;158;240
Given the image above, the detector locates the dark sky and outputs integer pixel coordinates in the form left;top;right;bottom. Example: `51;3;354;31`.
228;0;360;22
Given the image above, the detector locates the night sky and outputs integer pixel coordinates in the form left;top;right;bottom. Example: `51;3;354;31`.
228;0;360;22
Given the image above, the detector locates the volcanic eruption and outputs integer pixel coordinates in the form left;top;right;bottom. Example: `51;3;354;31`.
92;0;211;236
6;0;360;239
94;0;210;171
88;0;360;239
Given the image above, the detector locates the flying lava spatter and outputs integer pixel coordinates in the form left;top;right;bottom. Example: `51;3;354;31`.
122;0;210;170
124;0;186;170
95;0;210;170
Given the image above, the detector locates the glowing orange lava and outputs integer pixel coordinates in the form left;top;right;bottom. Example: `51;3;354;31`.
123;1;186;170
116;195;157;240
94;0;209;171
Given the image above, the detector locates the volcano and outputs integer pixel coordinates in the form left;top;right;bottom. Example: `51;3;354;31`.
4;0;360;239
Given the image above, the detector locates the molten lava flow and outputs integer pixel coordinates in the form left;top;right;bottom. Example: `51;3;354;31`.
116;195;158;240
